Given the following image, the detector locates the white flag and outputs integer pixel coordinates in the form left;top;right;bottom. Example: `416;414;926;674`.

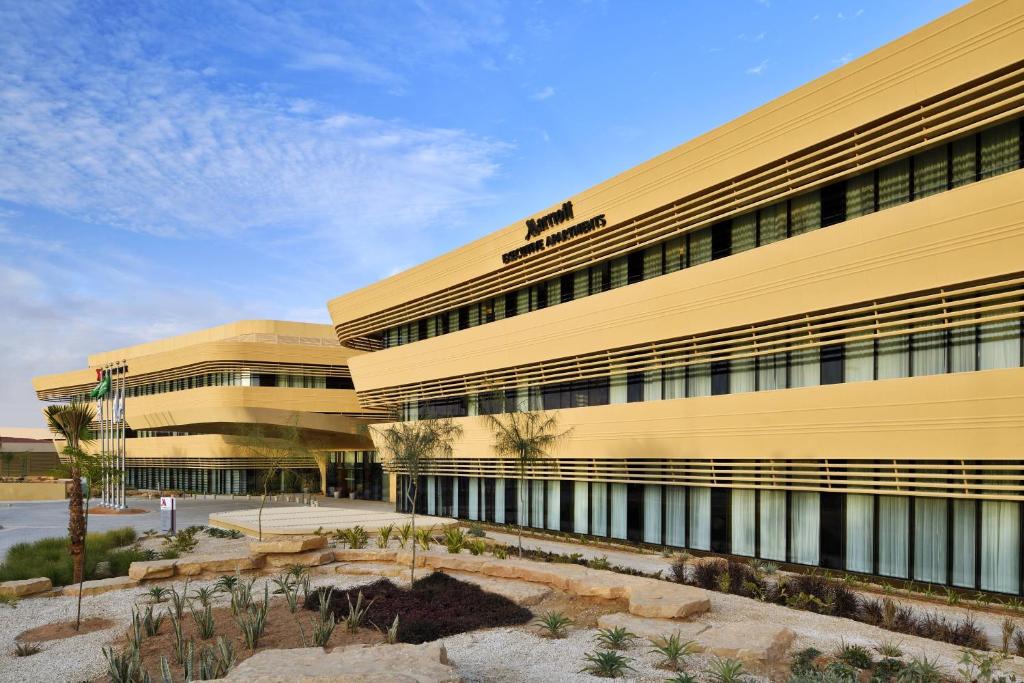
96;398;103;421
114;388;124;421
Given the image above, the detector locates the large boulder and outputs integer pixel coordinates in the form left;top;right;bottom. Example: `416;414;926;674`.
59;575;138;597
441;571;551;606
262;549;335;569
175;553;263;576
249;536;326;554
128;559;177;581
597;612;709;643
627;582;710;619
697;622;795;665
0;577;52;598
220;642;461;682
422;554;490;574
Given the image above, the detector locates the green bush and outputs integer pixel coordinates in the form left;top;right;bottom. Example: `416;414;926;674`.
0;527;141;586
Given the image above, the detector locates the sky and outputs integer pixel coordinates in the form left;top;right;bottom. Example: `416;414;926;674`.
0;0;965;427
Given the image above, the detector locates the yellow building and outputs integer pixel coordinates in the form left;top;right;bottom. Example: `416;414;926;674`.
328;1;1024;593
33;320;387;497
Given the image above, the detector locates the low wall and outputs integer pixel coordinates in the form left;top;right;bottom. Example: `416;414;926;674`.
0;479;69;501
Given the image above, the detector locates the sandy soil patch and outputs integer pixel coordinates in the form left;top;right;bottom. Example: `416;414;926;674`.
17;617;116;643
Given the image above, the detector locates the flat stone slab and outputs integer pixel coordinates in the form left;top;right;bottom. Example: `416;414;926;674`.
598;612;709;644
334;549;397;563
0;577;53;598
221;643;461;682
263;549;335;569
128;559;177;581
596;613;793;665
441;571;552;606
333;562;408;579
210;506;457;537
175;553;263;576
627;581;711;619
59;575;138;597
250;536;326;554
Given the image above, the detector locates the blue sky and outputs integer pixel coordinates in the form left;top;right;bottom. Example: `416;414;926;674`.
0;0;964;426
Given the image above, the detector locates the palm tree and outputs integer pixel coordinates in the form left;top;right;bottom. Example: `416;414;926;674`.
43;401;96;585
371;418;463;582
482;410;571;557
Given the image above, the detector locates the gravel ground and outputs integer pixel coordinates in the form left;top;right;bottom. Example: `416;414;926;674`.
0;573;376;683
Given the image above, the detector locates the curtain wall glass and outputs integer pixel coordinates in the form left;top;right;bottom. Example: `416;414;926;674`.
644;485;662;544
494;478;506;524
846;494;874;573
759;490;786;561
952;500;975;588
981;500;1020;594
665;487;686;547
731;489;756;557
574;481;589;534
591;483;608;536
531;480;544;528
878;496;909;578
688;487;711;550
790;492;820;565
914;498;947;584
547;480;561;531
427;476;437;516
469;477;479;521
610;483;628;540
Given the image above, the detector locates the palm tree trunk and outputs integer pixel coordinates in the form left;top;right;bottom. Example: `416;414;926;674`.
518;473;525;558
68;464;86;585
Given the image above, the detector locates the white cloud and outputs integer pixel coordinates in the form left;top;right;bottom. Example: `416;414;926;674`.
530;86;556;101
834;53;854;66
746;60;769;76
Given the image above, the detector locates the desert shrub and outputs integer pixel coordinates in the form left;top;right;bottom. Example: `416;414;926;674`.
790;647;823;676
0;527;140;586
670;555;688;583
781;574;859;618
834;641;873;669
580;649;634;678
689;558;728;590
306;572;531;644
466;523;486;537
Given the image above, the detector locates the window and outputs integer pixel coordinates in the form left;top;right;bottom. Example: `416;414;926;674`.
820;343;844;385
980;120;1020;179
689;228;711;266
789;191;821;236
845;173;875;220
627;250;644;284
878;159;910;209
711;220;731;260
758;203;787;245
821;181;846;227
626;372;644;403
711;360;730;395
914;146;947;199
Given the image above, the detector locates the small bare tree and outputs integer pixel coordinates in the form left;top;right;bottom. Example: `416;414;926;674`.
239;419;314;541
482;410;571;557
371;418;463;582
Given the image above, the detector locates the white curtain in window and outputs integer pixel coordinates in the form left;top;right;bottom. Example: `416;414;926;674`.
516;480;528;526
878;496;909;578
914;146;948;198
912;329;947;377
469;477;479;521
846;173;875;220
531;480;544;528
643;245;662;280
687;363;711;397
759;491;786;560
981;500;1020;594
610;256;628;289
591;483;608;536
789;348;820;388
610;483;628;540
547;480;560;531
758;203;787;245
452;477;459;517
951;136;976;188
757;353;787;391
914;498;947;584
952;500;975;588
950;315;977;373
644;370;663;402
730;358;756;394
979;317;1021;370
844;338;874;382
665;487;686;547
790;191;821;236
878;159;910;209
665;236;686;273
663;366;685;400
688;487;711;550
846;494;873;573
609;374;627;404
980;120;1021;178
494;479;505;524
877;328;910;379
574;481;589;534
731;489;756;557
427;476;436;516
732;213;757;254
689;228;711;266
790;492;820;565
644;485;662;544
573;270;589;300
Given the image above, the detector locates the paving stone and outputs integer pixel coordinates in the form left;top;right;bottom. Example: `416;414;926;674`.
333;562;408;579
0;577;53;598
597;612;709;643
441;570;552;606
59;575;138;597
333;549;398;563
175;553;263;576
262;549;335;569
566;570;631;599
697;622;795;665
249;535;326;554
220;643;461;682
423;554;491;573
627;582;711;619
128;560;177;581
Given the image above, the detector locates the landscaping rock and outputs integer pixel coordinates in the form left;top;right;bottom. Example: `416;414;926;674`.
566;570;630;599
0;577;53;598
423;554;491;574
479;559;589;590
333;549;397;563
221;642;461;682
262;549;335;569
697;622;795;665
128;559;177;581
175;553;263;576
249;535;326;554
597;612;708;643
333;562;408;579
627;582;710;619
394;550;428;568
59;575;138;597
441;571;552;606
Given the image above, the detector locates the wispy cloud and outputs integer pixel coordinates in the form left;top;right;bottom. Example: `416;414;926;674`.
746;60;769;76
530;85;556;101
834;53;854;66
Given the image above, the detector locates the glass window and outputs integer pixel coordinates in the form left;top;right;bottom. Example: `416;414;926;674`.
877;326;910;379
546;480;560;531
729;357;755;394
591;483;608;536
731;489;755;556
689;228;711;266
757;352;787;391
980;120;1021;179
845;172;875;220
688;487;710;550
665;487;686;547
980;500;1019;593
790;191;821;236
609;256;628;289
914;146;948;199
758;203;787;245
790;492;820;565
573;481;589;534
687;363;711;397
878;496;909;578
878;159;910;209
846;494;873;573
759;490;786;561
732;213;756;254
952;499;975;588
665;236;686;273
643;245;663;280
951;136;976;188
912;327;947;377
610;483;628;539
643;485;662;544
914;498;947;584
978;313;1021;370
789;347;820;388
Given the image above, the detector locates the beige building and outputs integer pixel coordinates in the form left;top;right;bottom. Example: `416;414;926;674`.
327;1;1024;593
33;320;387;497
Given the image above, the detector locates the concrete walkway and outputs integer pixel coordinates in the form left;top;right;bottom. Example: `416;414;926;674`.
209;502;457;536
483;528;674;575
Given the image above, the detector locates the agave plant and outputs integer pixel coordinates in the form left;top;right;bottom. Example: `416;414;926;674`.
344;590;375;633
14;641;41;657
191;586;217;608
443;527;466;554
649;632;698;671
704;657;748;683
190;602;217;640
376;523;395;549
143;585;171;604
396;523;413;549
415;525;435;551
579;649;634;678
595;626;637;650
311;587;337;647
534;611;573;638
214;573;239;594
142;604;165;636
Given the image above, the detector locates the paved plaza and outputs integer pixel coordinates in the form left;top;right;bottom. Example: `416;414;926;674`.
209;498;456;536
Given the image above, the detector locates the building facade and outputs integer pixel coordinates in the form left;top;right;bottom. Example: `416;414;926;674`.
329;1;1024;593
33;320;387;497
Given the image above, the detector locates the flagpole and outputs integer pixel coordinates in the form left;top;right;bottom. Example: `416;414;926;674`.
119;361;126;509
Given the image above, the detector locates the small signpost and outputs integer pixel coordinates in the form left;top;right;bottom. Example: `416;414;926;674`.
160;496;176;534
